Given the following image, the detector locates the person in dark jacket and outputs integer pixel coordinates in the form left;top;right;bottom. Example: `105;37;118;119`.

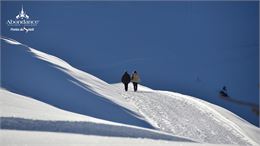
131;71;140;92
121;71;131;91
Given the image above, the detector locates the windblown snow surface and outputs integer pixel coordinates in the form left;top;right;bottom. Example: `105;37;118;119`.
1;37;260;146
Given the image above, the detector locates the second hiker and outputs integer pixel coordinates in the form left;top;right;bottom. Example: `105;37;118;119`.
131;71;140;92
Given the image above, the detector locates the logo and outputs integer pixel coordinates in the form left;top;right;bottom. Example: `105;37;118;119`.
16;5;29;19
6;5;40;33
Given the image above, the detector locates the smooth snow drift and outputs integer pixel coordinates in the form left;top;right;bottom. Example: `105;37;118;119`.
1;37;260;145
2;130;231;146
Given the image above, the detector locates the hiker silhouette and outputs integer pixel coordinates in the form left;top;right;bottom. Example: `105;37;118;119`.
121;71;131;91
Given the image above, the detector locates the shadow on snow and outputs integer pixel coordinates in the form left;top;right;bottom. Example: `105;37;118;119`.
0;117;194;142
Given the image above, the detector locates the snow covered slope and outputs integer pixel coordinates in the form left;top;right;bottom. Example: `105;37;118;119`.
1;37;152;128
113;84;260;145
0;130;213;146
0;88;194;145
1;37;259;145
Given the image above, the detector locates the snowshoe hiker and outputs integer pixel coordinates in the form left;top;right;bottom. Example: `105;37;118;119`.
131;71;140;92
121;71;131;91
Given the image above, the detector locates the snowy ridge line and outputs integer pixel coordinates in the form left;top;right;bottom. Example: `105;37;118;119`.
158;91;258;146
28;47;105;86
28;45;139;113
1;36;23;46
0;36;140;116
0;117;194;142
0;36;108;87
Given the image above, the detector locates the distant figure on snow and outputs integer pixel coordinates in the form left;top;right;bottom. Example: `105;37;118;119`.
121;71;131;91
131;71;140;92
219;86;229;98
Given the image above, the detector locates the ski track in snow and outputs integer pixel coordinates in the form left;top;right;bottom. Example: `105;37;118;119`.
118;90;255;146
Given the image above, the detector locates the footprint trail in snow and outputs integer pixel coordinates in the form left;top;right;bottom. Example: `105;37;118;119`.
118;89;256;146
